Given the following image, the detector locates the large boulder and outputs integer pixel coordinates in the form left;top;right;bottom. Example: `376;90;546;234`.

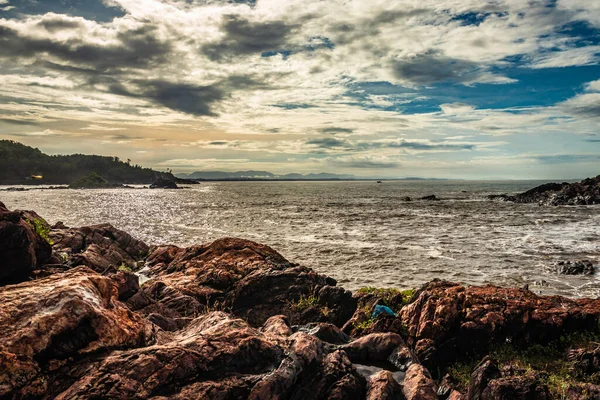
399;280;600;370
0;267;151;398
51;223;149;272
137;238;356;327
0;202;53;285
495;175;600;206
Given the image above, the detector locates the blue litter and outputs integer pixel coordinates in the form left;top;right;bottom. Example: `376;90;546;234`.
372;304;396;318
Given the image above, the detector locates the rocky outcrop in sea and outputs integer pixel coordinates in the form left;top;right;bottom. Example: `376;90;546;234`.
489;175;600;205
2;200;600;399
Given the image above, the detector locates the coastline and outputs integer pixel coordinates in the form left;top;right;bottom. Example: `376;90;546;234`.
2;201;600;399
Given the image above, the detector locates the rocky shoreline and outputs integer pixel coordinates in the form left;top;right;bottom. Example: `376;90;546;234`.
2;201;600;399
489;175;600;206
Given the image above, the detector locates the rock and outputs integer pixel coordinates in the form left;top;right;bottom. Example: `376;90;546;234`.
0;202;53;285
0;267;151;398
51;223;149;273
402;196;412;201
501;175;600;206
52;221;68;229
467;357;501;400
570;346;600;376
556;260;595;275
111;270;140;301
295;322;350;344
402;363;438;400
420;194;438;201
142;238;356;327
341;333;408;366
69;172;122;189
366;370;403;400
480;373;550;399
399;279;600;370
149;178;179;189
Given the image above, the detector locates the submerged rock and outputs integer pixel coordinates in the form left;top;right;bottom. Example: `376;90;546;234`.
555;260;595;275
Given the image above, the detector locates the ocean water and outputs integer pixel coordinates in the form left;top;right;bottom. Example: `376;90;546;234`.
2;180;599;297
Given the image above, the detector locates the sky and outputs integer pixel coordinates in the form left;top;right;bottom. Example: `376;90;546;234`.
0;0;599;179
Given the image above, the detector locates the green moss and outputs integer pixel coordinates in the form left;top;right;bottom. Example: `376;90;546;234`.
28;218;53;245
118;264;133;273
357;287;416;309
292;295;319;311
447;332;600;397
353;317;376;331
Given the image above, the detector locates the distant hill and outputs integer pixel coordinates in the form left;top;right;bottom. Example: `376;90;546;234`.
177;170;357;181
0;140;173;185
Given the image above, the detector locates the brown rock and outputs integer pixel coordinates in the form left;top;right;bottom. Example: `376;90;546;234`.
0;267;150;398
51;223;149;272
399;280;600;368
402;363;438;400
480;373;550;399
142;238;356;327
468;357;501;400
0;203;53;285
366;370;403;400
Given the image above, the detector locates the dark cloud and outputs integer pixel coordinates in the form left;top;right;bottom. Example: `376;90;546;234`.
320;127;353;134
0;23;172;72
391;51;482;85
106;75;261;116
306;138;348;148
36;15;85;32
202;14;298;61
562;98;600;118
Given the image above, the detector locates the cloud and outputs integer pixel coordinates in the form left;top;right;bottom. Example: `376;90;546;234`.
560;93;600;118
391;51;515;86
326;155;400;169
320;127;354;134
202;14;298;61
306;137;348;148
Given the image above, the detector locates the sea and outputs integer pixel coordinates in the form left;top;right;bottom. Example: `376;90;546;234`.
2;180;599;298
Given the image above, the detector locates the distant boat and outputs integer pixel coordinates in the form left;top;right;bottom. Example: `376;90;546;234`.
376;180;382;183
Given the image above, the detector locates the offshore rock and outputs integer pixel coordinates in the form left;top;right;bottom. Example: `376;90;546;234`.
494;175;600;206
0;202;53;285
149;178;179;189
399;279;600;370
555;260;595;275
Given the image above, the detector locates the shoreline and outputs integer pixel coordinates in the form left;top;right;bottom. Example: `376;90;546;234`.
2;202;600;399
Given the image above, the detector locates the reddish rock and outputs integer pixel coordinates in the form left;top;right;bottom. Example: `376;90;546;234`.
399;280;600;368
0;267;151;398
342;333;410;367
366;370;403;400
142;238;356;327
0;202;53;285
51;223;149;272
402;363;438;400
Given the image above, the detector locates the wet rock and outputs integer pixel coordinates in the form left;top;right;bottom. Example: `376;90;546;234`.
0;267;151;398
149;178;179;189
556;260;595;275
51;223;149;273
402;363;438;400
420;194;438;201
402;196;412;201
399;279;600;370
366;370;403;400
0;202;53;285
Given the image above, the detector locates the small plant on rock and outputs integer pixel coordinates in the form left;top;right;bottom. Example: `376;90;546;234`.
28;218;53;245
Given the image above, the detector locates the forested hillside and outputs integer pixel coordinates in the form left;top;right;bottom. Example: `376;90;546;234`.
0;140;172;184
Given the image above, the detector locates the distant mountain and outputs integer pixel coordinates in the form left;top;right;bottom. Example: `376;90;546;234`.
177;170;356;181
0;140;173;185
